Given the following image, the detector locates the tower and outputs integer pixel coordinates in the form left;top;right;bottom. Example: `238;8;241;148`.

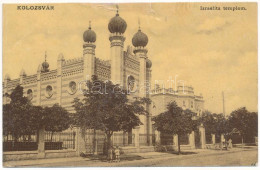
132;22;150;134
83;21;96;81
132;22;149;97
108;7;127;86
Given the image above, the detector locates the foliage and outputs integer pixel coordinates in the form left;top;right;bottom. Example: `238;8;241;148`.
198;111;229;137
73;75;151;153
228;107;258;142
3;85;38;140
152;101;196;154
44;104;71;132
3;85;71;141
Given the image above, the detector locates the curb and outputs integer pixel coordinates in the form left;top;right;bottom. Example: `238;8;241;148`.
3;148;256;167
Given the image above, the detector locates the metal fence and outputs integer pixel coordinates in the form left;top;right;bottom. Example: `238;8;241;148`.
215;134;221;143
85;131;106;154
179;134;189;145
206;133;212;144
113;133;135;147
3;134;37;151
44;131;76;150
160;133;173;145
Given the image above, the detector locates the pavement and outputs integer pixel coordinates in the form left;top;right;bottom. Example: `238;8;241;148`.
3;146;258;167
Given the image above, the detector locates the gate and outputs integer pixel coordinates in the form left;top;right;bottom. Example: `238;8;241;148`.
85;130;106;154
195;129;201;148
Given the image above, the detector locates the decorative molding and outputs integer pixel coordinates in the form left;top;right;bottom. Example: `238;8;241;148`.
133;47;148;55
110;41;124;47
83;43;96;49
83;48;95;55
23;75;37;85
109;34;125;42
62;57;83;67
41;70;57;81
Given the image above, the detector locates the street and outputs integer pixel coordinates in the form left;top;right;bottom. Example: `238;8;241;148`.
11;147;257;167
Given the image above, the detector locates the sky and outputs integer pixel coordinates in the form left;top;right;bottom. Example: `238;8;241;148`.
3;3;258;114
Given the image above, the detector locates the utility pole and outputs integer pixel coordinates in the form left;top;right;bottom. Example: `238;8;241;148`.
222;91;225;117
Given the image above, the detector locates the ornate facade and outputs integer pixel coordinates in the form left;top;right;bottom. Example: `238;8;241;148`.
3;10;152;135
3;10;204;146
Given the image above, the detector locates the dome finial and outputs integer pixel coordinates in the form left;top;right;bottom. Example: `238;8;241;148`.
116;4;119;16
83;22;96;43
45;51;47;62
42;51;49;72
89;21;91;30
138;18;141;31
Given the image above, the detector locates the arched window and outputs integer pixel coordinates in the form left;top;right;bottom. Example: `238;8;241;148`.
27;89;33;101
68;81;77;95
45;85;53;98
127;75;135;91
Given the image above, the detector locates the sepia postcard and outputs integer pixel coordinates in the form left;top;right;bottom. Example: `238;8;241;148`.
1;1;258;167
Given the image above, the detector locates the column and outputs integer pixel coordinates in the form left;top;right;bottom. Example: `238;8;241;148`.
36;64;42;106
109;34;125;86
135;48;148;134
37;127;45;158
133;127;140;152
83;43;95;81
212;134;216;144
173;135;178;150
189;131;195;149
199;124;206;149
3;75;10;104
20;69;26;85
56;54;64;105
155;130;160;144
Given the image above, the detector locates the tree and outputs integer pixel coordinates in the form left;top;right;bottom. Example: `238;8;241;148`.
3;85;72;142
228;107;258;143
198;111;229;142
152;101;196;154
44;104;72;141
3;85;37;141
73;75;150;154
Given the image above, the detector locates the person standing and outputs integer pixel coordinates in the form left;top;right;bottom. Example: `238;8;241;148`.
108;146;114;163
228;139;233;149
115;146;120;162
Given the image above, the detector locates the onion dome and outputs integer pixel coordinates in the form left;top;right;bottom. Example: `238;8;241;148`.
42;52;49;72
108;10;127;34
146;58;152;69
132;29;148;47
83;22;96;43
42;61;49;71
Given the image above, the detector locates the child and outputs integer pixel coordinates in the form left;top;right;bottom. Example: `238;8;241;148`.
108;146;113;163
115;146;120;162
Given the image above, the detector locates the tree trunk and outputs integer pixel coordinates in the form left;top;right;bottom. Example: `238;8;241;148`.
242;136;244;148
106;132;113;158
93;129;97;155
178;134;181;155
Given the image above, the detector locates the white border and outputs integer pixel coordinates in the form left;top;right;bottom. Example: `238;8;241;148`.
0;1;259;170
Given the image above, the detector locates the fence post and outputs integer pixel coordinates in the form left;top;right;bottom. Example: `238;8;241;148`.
189;131;195;149
134;127;140;152
37;127;45;159
76;127;87;156
173;135;178;150
199;124;206;149
155;130;160;144
212;134;216;144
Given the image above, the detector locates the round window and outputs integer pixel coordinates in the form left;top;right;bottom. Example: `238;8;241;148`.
68;81;77;95
27;89;33;101
45;85;53;98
